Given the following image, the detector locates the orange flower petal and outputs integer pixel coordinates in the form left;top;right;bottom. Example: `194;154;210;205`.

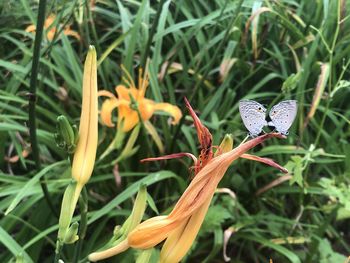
184;97;212;168
25;25;36;33
119;110;139;132
241;153;288;173
5;149;31;163
128;216;178;249
98;90;116;98
45;14;56;28
153;102;182;125
88;239;129;262
63;28;81;40
100;98;120;127
46;29;56;41
115;85;131;100
141;153;198;164
184;97;211;147
160;195;212;263
139;98;155;121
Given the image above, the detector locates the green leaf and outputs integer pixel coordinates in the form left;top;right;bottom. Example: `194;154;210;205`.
88;170;179;224
282;71;303;93
5;161;67;215
243;234;301;263
287;155;304;187
200;205;231;236
318;238;347;263
0;226;33;263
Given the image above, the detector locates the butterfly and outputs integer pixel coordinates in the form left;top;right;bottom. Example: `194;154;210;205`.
239;100;297;137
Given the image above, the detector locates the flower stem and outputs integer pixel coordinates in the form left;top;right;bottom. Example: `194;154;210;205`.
54;241;63;263
28;0;58;218
128;93;157;159
73;187;88;263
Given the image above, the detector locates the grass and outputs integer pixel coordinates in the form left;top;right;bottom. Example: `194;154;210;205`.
1;0;350;262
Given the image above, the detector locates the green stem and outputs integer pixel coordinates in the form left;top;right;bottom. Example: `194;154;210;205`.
73;187;88;263
54;241;63;263
28;0;58;217
128;93;157;160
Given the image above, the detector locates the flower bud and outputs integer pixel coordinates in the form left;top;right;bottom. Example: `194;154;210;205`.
54;115;78;153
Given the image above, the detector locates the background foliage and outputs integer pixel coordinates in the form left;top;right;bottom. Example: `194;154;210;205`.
1;0;350;262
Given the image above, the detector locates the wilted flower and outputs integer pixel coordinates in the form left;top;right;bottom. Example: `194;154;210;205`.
26;14;80;41
89;98;287;262
98;66;182;132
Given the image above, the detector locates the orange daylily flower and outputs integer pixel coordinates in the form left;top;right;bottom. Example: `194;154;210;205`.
25;14;80;41
128;100;287;263
98;67;182;132
88;99;287;262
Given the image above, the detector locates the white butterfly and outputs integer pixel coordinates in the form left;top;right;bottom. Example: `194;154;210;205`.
239;100;297;137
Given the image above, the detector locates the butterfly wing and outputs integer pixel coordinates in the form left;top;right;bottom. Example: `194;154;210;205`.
239;100;267;137
268;100;297;135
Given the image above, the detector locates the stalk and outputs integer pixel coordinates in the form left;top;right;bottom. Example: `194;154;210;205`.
28;0;57;217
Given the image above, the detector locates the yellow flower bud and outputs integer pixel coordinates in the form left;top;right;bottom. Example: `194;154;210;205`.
71;45;98;185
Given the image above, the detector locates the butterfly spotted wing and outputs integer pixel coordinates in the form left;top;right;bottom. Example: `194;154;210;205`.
268;100;297;135
239;100;267;137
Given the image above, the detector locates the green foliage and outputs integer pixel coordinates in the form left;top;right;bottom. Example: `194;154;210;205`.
1;0;350;262
201;205;232;235
318;238;347;263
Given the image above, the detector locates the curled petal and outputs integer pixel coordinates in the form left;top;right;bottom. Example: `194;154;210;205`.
184;97;211;149
255;175;292;196
241;154;288;173
115;85;135;100
100;98;119;127
223;227;235;262
63;28;81;40
141;152;198;165
153;102;182;125
98;90;116;98
25;25;36;33
216;188;236;200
